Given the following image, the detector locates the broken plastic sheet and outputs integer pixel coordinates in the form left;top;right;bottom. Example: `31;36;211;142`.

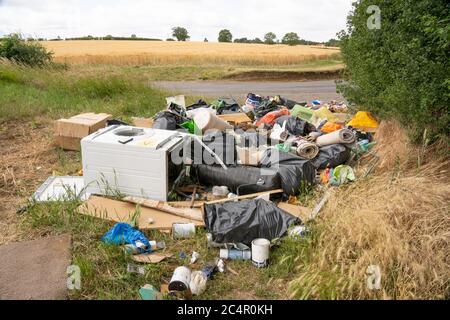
310;144;351;170
204;198;301;245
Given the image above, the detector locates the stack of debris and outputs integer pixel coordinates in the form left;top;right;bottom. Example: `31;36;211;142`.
29;92;379;299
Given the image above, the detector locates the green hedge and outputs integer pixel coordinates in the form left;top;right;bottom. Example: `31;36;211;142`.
338;0;449;141
0;34;53;67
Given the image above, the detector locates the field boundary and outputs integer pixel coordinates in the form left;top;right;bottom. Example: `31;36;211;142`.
222;69;343;81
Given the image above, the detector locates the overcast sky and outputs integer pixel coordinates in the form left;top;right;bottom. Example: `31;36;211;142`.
0;0;354;42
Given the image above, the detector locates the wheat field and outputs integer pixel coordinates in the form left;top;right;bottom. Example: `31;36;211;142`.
41;40;340;66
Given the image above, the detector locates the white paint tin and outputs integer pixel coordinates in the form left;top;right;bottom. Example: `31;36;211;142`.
168;266;191;292
251;238;270;268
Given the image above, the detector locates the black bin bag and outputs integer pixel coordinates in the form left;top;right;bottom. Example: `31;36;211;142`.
204;198;301;245
310;144;351;170
195;164;281;194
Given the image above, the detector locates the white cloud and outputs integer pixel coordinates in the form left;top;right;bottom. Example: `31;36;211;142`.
0;0;353;41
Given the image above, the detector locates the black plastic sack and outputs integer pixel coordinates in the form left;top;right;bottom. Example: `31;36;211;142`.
201;131;237;165
310;144;351;170
187;99;208;111
212;98;241;115
260;149;316;195
275;116;317;137
195;149;316;196
194;164;281;194
253;99;280;119
204;198;300;245
152;111;179;130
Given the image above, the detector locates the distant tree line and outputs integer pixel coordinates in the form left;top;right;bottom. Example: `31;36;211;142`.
9;27;340;47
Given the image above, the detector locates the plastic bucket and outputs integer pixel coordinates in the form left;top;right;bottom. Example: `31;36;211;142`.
251;238;270;268
168;266;191;292
194;110;233;132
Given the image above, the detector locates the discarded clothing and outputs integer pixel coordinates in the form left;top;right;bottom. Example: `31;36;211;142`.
256;107;290;126
204;198;300;245
210;98;240;115
316;128;356;147
310;144;351;170
253;99;280;120
320;122;344;133
101;223;151;254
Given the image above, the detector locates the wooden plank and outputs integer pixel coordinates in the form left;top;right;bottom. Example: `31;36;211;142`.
205;189;283;205
277;202;311;221
78;196;204;230
218;113;252;124
123;196;204;222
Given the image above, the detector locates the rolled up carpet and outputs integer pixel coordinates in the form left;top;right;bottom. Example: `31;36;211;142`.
316;128;356;147
295;139;320;160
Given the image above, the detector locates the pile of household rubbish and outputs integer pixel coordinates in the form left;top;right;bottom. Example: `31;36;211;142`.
37;92;379;300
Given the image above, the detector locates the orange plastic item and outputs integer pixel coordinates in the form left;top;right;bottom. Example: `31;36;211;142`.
320;122;344;133
256;108;290;126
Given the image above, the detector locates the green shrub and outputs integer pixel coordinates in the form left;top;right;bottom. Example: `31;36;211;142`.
0;33;53;67
338;0;449;141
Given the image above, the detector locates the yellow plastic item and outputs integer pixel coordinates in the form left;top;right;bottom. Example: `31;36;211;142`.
321;122;344;133
311;107;340;125
347;111;379;132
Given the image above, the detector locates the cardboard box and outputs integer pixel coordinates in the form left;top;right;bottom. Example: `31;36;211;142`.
132;117;154;128
54;113;112;151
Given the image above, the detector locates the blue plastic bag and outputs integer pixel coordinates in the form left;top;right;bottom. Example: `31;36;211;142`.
101;223;151;254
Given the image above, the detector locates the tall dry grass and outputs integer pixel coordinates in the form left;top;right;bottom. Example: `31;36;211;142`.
41;40;341;66
289;121;450;299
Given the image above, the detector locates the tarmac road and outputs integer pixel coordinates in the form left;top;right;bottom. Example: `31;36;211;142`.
153;80;343;103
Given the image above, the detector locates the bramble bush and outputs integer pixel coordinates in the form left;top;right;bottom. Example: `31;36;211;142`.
338;0;449;141
0;33;53;67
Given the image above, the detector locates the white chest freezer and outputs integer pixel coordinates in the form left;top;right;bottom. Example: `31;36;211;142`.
81;125;184;201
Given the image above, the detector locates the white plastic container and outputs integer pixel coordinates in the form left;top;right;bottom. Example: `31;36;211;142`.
193;110;233;132
168;266;191;292
251;238;270;268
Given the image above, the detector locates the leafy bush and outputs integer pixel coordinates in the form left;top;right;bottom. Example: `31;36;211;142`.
338;0;449;141
0;33;53;67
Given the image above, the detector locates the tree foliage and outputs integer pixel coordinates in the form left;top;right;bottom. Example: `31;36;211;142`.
264;32;277;44
172;27;190;41
218;29;233;43
338;0;449;140
0;33;53;67
282;32;300;45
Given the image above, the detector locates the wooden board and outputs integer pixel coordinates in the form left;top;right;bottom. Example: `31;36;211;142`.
218;113;252;124
277;202;311;221
132;253;172;264
205;189;283;205
78;196;204;230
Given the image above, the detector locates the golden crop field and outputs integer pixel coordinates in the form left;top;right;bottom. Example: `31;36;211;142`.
41;40;340;66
